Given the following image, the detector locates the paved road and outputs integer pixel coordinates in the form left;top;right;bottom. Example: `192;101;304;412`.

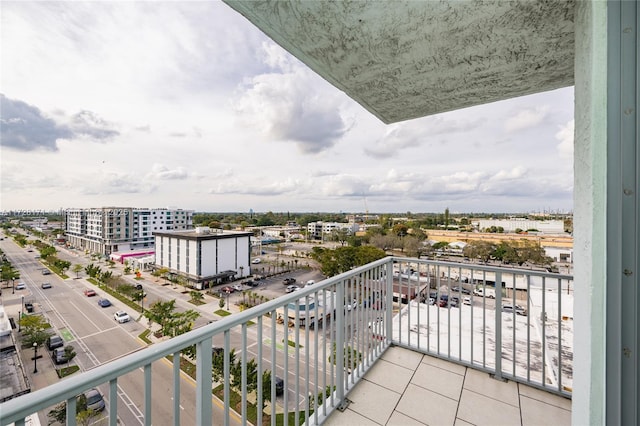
1;233;342;423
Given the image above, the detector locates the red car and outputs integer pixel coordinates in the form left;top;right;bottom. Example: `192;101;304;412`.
84;289;97;297
220;286;234;294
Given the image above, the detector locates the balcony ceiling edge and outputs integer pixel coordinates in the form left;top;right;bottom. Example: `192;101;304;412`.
223;0;575;124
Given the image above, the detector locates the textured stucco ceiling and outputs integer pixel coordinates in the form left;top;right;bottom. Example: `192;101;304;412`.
224;0;575;124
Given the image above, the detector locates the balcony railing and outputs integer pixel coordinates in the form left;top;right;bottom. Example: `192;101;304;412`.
1;257;573;426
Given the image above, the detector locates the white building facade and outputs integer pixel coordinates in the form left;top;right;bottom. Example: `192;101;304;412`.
306;221;359;240
475;219;566;234
154;227;252;290
64;207;193;255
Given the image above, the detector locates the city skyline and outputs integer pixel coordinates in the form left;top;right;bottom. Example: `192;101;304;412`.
1;2;574;214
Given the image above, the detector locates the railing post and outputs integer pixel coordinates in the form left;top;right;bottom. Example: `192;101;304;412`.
494;271;503;381
335;279;346;410
385;260;394;342
195;337;212;426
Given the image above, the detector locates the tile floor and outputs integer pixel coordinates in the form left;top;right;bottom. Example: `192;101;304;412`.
324;346;571;426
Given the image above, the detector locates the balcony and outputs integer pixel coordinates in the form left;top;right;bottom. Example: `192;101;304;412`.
1;257;572;425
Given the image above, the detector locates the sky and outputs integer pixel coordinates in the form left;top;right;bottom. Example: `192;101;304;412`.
0;2;574;215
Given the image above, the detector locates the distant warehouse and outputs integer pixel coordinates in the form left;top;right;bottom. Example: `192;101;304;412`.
154;227;252;290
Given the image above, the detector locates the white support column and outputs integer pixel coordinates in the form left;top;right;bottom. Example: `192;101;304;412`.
573;1;608;424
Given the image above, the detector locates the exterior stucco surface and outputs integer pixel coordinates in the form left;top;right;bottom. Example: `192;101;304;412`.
225;0;575;123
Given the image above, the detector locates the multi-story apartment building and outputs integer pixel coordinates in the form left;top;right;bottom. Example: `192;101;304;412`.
306;221;359;240
154;227;252;290
64;207;193;255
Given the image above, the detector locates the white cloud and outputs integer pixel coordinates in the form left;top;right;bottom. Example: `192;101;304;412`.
504;106;549;133
0;2;575;213
556;119;574;159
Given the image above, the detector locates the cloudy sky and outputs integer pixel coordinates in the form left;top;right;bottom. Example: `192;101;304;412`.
1;2;574;214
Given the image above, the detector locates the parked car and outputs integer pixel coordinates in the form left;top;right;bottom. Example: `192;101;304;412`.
46;335;64;350
114;311;130;323
84;388;106;412
438;299;448;308
306;280;315;286
463;296;471;305
41;282;52;289
211;346;224;357
283;278;296;285
247;280;260;287
52;347;70;364
41;269;51;275
345;298;358;311
135;284;143;290
221;286;235;294
232;284;243;291
286;285;300;293
84;289;97;297
503;304;527;316
24;302;34;313
97;298;112;308
15;282;26;290
251;258;261;264
274;376;284;396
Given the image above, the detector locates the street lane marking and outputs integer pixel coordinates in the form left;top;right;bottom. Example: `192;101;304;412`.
69;300;102;331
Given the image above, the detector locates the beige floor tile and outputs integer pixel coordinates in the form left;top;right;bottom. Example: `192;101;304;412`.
463;368;519;407
346;379;401;425
396;383;458;426
364;358;414;394
457;389;521;426
386;411;426;426
421;354;467;376
454;418;475;426
520;395;571;426
323;407;381;426
518;383;572;410
411;362;464;401
381;346;424;370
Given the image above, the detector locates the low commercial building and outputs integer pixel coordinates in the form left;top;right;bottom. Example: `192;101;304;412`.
154;227;252;290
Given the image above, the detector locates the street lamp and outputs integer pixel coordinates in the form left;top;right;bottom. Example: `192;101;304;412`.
33;342;38;373
18;310;21;332
21;295;24;314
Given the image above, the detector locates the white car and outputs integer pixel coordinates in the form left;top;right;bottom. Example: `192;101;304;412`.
114;311;131;323
15;282;26;290
345;299;358;311
251;258;261;264
286;285;300;293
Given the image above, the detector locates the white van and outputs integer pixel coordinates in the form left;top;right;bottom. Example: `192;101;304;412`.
473;287;495;299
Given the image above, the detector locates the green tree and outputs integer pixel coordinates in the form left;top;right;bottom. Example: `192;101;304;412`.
144;300;177;335
462;241;496;263
189;291;204;304
310;246;386;277
212;349;237;383
1;263;20;288
20;315;50;348
64;345;77;367
392;223;408;237
39;245;57;259
72;264;83;279
53;259;71;273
